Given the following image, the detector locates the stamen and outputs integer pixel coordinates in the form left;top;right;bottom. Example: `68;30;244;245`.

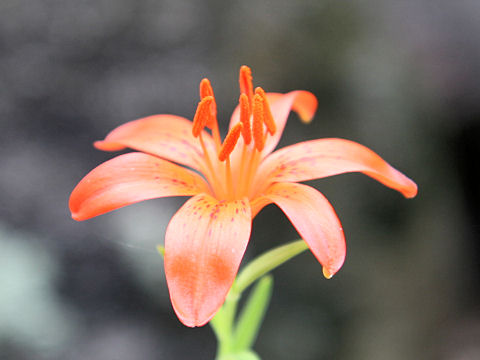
199;132;227;199
239;94;252;145
199;78;217;128
253;93;265;151
200;78;213;98
192;96;213;137
218;122;243;161
225;157;234;199
255;87;276;135
239;65;254;107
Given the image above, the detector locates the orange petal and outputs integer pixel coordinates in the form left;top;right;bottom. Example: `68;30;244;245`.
256;138;418;198
256;182;345;277
69;152;210;221
229;91;317;155
94;115;215;173
165;194;252;327
263;91;317;155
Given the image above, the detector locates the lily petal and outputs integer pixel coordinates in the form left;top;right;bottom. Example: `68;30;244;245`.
253;182;345;277
262;91;317;155
69;152;210;221
165;194;252;327
230;91;318;155
256;138;418;198
94;115;215;172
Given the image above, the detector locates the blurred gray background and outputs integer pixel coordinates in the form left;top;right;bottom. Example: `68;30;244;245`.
1;0;480;359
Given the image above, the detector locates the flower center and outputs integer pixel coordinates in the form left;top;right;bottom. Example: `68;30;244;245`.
191;66;277;201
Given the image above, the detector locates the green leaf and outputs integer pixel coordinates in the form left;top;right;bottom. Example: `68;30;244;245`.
233;240;308;295
211;239;308;360
233;275;273;352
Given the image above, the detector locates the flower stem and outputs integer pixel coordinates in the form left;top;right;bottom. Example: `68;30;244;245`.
232;239;308;295
210;239;309;359
211;291;240;356
159;240;310;359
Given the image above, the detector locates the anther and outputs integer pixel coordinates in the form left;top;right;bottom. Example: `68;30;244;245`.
192;96;213;137
239;94;252;145
253;94;265;151
255;87;276;135
199;78;217;128
239;65;254;107
218;122;243;161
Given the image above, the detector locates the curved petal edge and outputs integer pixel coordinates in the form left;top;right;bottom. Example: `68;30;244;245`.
69;152;210;221
165;194;252;327
258;182;346;277
257;138;418;199
94;114;214;172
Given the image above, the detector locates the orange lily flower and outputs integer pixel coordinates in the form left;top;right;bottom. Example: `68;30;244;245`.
69;66;417;327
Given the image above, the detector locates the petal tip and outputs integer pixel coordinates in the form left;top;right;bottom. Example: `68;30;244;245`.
299;113;314;124
94;140;125;151
93;140;105;149
295;91;318;124
402;180;418;199
322;266;333;279
322;266;334;279
178;318;197;328
173;304;216;328
70;210;88;222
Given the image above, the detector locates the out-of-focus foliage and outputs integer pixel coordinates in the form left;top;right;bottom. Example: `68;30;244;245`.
1;0;480;359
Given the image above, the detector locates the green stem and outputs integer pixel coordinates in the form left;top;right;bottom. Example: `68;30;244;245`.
212;291;240;356
158;240;310;359
233;275;273;352
232;239;308;295
210;239;309;359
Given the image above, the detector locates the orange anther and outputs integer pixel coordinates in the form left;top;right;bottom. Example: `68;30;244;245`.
239;94;252;145
239;65;254;107
199;78;217;128
252;94;265;151
192;96;213;137
218;122;243;161
255;87;276;135
200;78;213;98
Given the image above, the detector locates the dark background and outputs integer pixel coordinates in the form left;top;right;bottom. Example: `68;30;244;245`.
1;0;480;359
